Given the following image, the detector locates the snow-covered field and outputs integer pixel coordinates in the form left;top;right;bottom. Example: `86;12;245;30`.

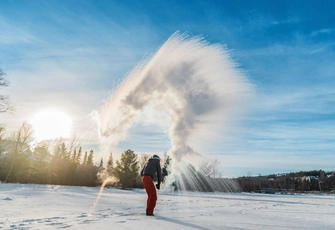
1;183;334;230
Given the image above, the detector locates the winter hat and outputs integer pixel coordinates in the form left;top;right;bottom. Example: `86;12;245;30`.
152;155;160;161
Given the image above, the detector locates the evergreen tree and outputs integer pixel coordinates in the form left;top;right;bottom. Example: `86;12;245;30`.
30;145;51;184
71;148;77;163
76;147;82;164
85;149;97;186
76;150;97;186
106;152;114;176
114;149;139;189
98;158;104;173
59;142;69;159
87;150;94;165
83;151;87;165
68;147;79;185
50;141;69;185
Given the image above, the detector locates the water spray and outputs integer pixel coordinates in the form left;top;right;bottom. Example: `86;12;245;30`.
92;32;253;192
89;177;115;216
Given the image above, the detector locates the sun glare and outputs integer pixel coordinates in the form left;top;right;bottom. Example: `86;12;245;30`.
30;109;73;141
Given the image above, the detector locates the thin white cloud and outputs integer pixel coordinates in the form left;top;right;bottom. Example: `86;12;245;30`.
271;17;302;25
311;28;335;36
0;18;40;44
254;87;335;115
236;42;333;57
220;152;335;177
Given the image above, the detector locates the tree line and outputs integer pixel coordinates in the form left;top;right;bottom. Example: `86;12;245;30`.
237;170;335;193
0;122;97;186
0;123;133;186
0;121;171;188
1;122;335;193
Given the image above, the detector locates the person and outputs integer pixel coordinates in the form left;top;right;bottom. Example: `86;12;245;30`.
141;154;162;216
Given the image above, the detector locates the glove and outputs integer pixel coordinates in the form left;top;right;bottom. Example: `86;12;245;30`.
156;183;160;190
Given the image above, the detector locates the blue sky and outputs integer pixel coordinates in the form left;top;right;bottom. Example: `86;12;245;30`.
1;0;335;177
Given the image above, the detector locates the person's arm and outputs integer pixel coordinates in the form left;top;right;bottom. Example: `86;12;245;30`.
156;162;162;185
155;162;162;190
140;163;146;176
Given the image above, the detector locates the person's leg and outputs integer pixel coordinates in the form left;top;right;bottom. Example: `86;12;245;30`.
147;182;157;214
142;176;157;215
142;176;150;214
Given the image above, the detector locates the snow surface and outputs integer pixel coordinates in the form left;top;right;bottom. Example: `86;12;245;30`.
1;183;335;230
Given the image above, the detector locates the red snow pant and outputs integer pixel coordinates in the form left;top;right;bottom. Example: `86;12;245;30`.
142;175;157;215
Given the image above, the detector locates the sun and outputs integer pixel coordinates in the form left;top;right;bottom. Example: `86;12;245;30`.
30;109;73;141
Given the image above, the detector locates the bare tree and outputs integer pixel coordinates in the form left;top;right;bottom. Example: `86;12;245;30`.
200;158;222;178
210;159;222;178
0;126;5;140
5;121;34;182
67;135;78;156
138;153;150;169
0;67;12;113
0;126;6;157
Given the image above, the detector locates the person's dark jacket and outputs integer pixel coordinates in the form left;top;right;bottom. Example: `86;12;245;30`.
141;156;162;185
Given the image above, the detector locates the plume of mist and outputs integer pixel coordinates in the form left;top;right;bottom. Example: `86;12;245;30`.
93;32;253;175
